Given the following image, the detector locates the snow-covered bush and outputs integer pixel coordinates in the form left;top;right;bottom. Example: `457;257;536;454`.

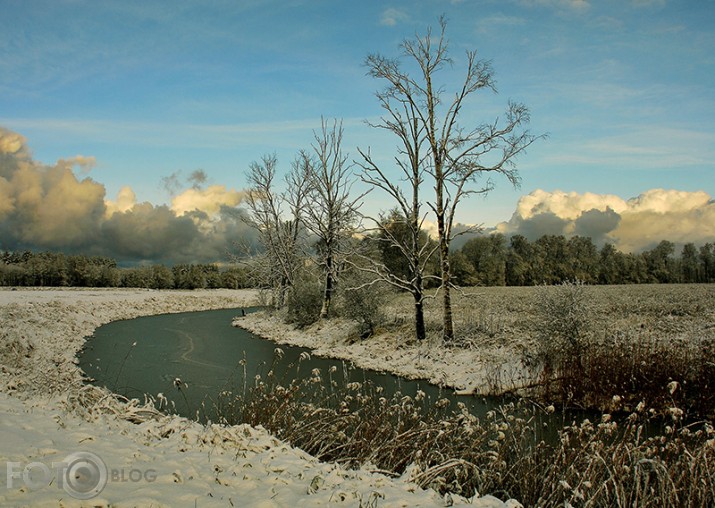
533;280;593;397
335;269;389;339
284;267;323;328
535;279;592;356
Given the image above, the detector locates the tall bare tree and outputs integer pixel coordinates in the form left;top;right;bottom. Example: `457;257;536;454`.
243;153;309;307
358;83;437;340
302;118;363;318
365;17;541;342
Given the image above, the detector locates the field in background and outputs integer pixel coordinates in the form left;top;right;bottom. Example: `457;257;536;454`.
373;284;715;417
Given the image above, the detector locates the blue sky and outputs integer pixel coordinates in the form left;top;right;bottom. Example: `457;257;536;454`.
1;0;714;261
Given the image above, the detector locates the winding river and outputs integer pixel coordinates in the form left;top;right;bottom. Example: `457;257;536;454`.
78;307;522;423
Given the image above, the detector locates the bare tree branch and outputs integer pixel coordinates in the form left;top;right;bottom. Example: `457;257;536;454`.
242;153;308;307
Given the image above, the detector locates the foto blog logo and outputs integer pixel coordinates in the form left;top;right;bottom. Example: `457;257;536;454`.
6;451;156;500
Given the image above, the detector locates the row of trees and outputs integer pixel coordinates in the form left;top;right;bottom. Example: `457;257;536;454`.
454;234;715;286
0;251;253;290
4;230;712;291
244;19;540;342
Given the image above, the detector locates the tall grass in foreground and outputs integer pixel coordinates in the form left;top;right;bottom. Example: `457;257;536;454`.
213;350;714;507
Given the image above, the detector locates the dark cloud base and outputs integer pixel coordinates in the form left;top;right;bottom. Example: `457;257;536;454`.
0;127;256;265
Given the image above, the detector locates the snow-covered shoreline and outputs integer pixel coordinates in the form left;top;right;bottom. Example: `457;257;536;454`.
0;288;519;507
234;310;530;397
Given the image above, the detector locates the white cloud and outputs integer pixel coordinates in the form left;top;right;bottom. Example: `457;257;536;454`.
513;189;627;220
497;188;715;252
0;134;107;249
105;186;137;218
58;154;97;174
171;185;246;217
0;130;25;154
0;126;257;264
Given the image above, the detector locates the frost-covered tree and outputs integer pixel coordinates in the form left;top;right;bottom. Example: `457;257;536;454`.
302;119;364;318
243;154;309;307
364;17;541;341
358;57;438;341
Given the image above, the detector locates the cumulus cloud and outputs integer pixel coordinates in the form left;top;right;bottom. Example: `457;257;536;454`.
105;186;137;217
496;189;715;252
101;203;196;261
0;129;25;155
0;127;256;264
0;128;106;250
171;185;246;217
58;154;97;174
614;190;715;252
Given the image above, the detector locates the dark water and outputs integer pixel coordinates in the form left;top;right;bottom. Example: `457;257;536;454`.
78;307;523;423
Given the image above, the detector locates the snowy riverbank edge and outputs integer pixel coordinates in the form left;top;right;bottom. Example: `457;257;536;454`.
234;309;529;397
0;288;521;508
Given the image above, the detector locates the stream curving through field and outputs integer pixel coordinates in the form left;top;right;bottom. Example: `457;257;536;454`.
78;307;535;423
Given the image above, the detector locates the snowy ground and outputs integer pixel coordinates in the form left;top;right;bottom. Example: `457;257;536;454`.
0;288;521;507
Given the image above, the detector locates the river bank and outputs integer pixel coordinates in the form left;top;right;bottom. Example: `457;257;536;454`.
234;284;715;402
234;288;540;396
0;287;519;507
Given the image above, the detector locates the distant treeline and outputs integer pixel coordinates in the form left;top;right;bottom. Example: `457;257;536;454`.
2;234;714;290
450;235;715;286
0;251;252;289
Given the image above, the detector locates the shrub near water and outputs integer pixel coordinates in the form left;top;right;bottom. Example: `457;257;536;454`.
335;269;390;339
213;350;715;506
531;281;715;418
284;267;324;328
533;280;592;399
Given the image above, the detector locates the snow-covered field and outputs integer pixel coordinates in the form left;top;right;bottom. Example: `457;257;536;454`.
0;288;520;507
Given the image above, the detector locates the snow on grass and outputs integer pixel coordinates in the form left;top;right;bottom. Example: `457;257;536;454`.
0;288;519;507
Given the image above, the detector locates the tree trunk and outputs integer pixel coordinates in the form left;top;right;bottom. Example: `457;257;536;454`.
411;187;426;342
440;238;454;342
426;63;455;343
277;274;289;308
413;291;426;342
320;254;333;318
434;172;455;342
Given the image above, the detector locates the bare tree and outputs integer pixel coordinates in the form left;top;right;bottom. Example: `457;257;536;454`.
302;118;364;318
243;153;309;307
365;17;541;342
357;83;438;340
